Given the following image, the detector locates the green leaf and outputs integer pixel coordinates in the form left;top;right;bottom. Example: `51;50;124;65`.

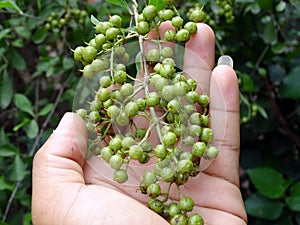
241;73;254;92
245;193;283;220
14;26;31;40
286;181;300;212
10;48;26;70
276;1;286;12
247;167;290;199
0;176;14;191
0;66;13;109
38;103;53;116
261;21;277;44
0;28;11;41
91;15;100;26
256;0;273;10
63;57;75;70
279;66;300;99
14;93;35;117
33;27;47;44
24;119;39;139
149;0;165;11
10;154;26;182
0;0;23;13
105;0;129;10
286;195;300;212
0;144;18;157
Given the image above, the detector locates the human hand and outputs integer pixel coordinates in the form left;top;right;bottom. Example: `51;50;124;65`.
32;23;247;225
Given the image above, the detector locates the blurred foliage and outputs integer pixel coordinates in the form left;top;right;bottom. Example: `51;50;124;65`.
0;0;300;224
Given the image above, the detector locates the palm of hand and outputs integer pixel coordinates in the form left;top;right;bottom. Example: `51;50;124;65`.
32;23;247;225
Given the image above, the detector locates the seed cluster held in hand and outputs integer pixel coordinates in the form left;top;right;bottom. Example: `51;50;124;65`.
74;1;219;224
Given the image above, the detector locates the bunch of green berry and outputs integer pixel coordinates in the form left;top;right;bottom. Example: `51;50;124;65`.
45;9;87;31
216;0;235;24
74;1;219;224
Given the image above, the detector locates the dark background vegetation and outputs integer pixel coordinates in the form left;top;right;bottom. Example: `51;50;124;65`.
0;0;300;224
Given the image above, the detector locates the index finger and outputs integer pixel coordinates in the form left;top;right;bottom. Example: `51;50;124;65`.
184;23;215;94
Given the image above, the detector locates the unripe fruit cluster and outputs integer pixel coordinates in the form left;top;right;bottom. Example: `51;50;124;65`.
74;2;219;224
45;9;88;31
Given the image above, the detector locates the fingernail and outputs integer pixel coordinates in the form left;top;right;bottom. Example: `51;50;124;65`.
217;55;233;68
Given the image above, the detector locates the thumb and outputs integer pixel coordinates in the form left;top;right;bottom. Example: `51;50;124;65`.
32;112;88;185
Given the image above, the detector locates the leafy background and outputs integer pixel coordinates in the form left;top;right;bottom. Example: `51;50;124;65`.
0;0;300;224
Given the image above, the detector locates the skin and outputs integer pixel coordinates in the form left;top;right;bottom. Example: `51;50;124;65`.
32;23;247;225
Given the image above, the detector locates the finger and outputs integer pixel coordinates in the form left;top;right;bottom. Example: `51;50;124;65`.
204;59;241;186
32;112;88;185
184;23;215;94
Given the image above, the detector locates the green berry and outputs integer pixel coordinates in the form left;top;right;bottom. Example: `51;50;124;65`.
82;64;94;78
177;159;194;174
136;98;146;111
160;64;175;78
82;46;97;63
190;9;206;23
95;33;106;46
204;145;219;159
146;48;160;63
116;112;129;126
105;27;119;41
158;9;174;21
100;146;112;162
142;171;156;186
113;169;128;183
136;21;150;35
184;22;198;35
168;203;181;217
120;83;134;96
129;145;143;160
73;46;83;61
186;91;199;104
179;196;194;212
176;29;191;42
109;15;122;27
198;94;209;107
188;213;204;225
107;105;120;118
109;137;122;150
90;100;102;111
174;81;189;96
142;5;157;20
121;136;135;149
201;114;209;126
109;154;123;169
161;46;173;58
160;166;175;182
201;127;213;143
111;90;125;102
96;21;113;34
167;99;181;114
189;112;201;125
89;111;101;123
99;76;112;88
172;16;184;28
125;101;139;117
188;125;202;137
170;214;188;225
161;85;176;101
164;30;176;42
148;199;164;214
187;79;197;91
192;142;206;157
97;88;110;102
162;132;177;147
150;74;169;92
147;183;161;198
154;144;167;159
173;124;186;137
146;92;161;107
76;108;87;118
113;70;127;83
